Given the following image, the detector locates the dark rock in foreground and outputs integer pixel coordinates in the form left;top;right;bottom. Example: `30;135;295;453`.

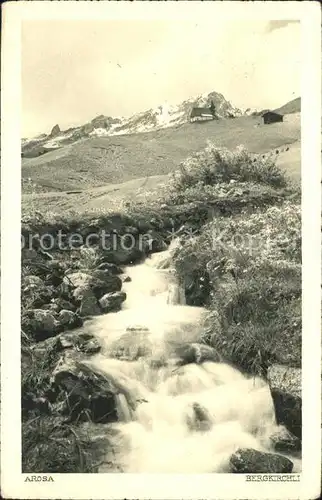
269;426;301;454
174;343;222;366
267;364;302;439
99;291;127;313
229;448;294;473
50;356;118;423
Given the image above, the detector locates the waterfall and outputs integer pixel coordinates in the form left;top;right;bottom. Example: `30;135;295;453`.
81;241;301;473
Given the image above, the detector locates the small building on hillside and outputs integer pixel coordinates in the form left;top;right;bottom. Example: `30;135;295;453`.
190;107;215;123
262;111;284;125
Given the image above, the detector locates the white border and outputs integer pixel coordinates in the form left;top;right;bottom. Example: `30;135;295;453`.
1;2;321;499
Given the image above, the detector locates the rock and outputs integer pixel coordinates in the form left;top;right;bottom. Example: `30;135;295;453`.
96;262;123;275
174;343;222;366
184;269;211;307
22;309;62;341
267;364;301;439
109;330;152;361
121;275;132;283
91;270;122;292
99;291;126;313
64;272;92;289
102;238;145;265
50;124;60;136
66;271;122;301
22;274;57;308
23;275;44;288
58;309;83;329
74;286;101;316
50;298;77;313
229;448;294;474
269;426;301;454
141;230;167;254
186;402;213;432
58;331;101;354
50;356;118;423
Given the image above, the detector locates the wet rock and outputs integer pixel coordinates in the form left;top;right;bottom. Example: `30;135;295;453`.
59;331;101;354
91;270;122;293
66;271;122;300
22;309;62;341
174;343;222;366
50;356;118;423
141;230;167;254
95;262;123;275
186;402;213;432
267;364;301;439
269;426;301;454
229;448;294;473
110;331;152;361
99;291;127;313
102;242;145;266
58;309;83;329
121;275;132;283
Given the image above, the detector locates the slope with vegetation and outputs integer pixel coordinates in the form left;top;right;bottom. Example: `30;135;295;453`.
21;136;301;472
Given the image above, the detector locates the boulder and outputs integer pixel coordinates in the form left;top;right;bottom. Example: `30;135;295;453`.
186;402;213;432
109;330;152;361
141;230;167;254
74;286;101;316
50;298;77;313
267;364;301;439
229;448;294;474
95;262;123;275
66;271;122;301
99;291;127;313
91;270;122;292
22;309;62;341
174;343;222;366
50;356;118;423
58;309;83;330
269;426;301;454
58;332;101;355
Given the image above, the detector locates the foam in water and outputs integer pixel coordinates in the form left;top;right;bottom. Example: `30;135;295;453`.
82;242;301;473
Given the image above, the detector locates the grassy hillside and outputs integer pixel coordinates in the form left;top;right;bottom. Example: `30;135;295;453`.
274;97;301;115
22;114;300;195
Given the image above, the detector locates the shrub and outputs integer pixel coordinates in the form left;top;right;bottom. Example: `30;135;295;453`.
169;142;288;192
22;417;109;473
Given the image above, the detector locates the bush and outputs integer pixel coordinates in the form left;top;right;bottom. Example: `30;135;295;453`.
173;201;301;376
169;142;288;192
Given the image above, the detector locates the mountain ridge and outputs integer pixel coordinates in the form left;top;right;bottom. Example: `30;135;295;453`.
22;90;242;155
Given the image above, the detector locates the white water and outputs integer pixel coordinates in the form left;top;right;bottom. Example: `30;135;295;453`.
83;242;301;473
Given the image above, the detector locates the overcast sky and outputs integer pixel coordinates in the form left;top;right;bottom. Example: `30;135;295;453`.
22;20;300;137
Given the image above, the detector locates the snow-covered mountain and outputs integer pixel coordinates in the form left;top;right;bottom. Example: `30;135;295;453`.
22;91;243;155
